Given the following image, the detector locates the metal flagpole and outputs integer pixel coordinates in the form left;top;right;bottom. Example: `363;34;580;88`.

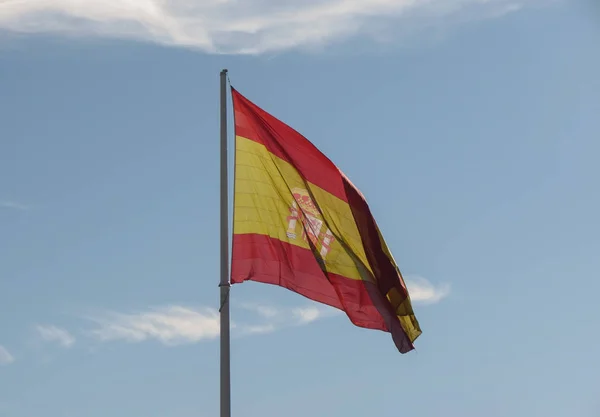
219;68;231;417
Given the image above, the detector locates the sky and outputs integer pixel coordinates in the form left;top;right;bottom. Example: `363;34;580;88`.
1;0;599;416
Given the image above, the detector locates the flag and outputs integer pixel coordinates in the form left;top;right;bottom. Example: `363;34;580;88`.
230;88;421;353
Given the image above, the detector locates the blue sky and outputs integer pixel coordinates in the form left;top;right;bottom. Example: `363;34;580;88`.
1;0;599;416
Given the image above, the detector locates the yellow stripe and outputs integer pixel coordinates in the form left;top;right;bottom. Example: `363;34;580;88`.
233;135;373;281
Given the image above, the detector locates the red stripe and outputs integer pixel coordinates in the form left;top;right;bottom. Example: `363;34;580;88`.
231;233;387;331
232;88;348;203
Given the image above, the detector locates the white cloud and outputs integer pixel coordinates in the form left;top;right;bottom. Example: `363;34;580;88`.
35;325;76;348
405;276;450;304
292;305;341;324
71;277;445;347
239;303;279;319
28;279;445;349
0;345;14;365
0;200;30;211
87;306;221;345
0;0;549;54
241;302;340;327
236;323;276;336
85;302;341;345
292;306;322;324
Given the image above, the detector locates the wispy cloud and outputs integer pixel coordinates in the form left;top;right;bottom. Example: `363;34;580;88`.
236;323;277;336
0;345;14;365
0;0;549;54
35;325;76;348
85;302;339;344
86;306;221;345
48;276;446;347
292;305;339;324
239;303;279;319
405;276;450;304
84;276;447;345
0;200;30;211
241;302;340;323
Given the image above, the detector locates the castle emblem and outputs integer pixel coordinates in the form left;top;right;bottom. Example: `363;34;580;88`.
286;188;335;259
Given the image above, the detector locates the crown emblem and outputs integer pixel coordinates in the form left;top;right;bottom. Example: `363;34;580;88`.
286;188;335;260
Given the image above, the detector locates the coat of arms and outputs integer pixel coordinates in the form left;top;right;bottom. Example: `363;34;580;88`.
286;188;335;260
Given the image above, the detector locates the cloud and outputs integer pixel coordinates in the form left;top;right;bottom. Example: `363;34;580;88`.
405;276;450;304
85;302;340;345
0;0;548;54
0;345;14;365
239;303;279;319
0;200;30;211
87;306;221;345
63;277;446;347
292;306;323;324
240;302;340;327
35;325;76;348
236;323;277;336
292;305;341;324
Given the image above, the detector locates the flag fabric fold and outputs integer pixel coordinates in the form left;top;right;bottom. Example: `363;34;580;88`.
230;87;421;353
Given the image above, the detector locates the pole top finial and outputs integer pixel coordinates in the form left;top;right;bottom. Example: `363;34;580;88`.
221;69;228;74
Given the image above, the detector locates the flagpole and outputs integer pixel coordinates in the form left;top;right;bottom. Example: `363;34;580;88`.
219;68;231;417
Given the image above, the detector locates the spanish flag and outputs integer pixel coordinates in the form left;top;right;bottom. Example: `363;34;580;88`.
230;88;421;353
